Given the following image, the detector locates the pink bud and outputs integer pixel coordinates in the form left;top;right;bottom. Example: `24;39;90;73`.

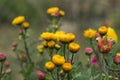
12;41;17;47
0;53;6;62
95;33;101;38
52;12;59;17
5;68;12;74
113;55;120;64
85;47;93;55
4;61;10;67
114;77;119;80
37;71;45;80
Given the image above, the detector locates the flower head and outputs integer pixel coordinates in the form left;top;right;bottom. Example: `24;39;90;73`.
84;28;96;39
47;40;55;48
52;54;65;66
45;61;55;71
12;16;25;26
41;32;55;41
37;71;45;80
85;47;93;55
0;53;6;62
59;10;65;16
107;27;118;42
69;42;80;53
22;21;30;29
113;53;120;64
62;62;72;72
37;45;44;53
98;26;108;35
47;7;59;15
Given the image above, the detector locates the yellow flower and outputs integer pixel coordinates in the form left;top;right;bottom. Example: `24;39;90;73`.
47;7;59;15
45;61;55;71
52;54;65;66
107;27;118;42
22;21;30;29
41;32;55;41
62;62;72;72
12;16;25;26
37;45;44;53
59;10;65;16
59;33;75;43
55;31;65;41
98;26;108;35
55;44;61;49
69;42;80;53
84;28;96;39
42;41;48;47
47;40;55;48
116;53;120;57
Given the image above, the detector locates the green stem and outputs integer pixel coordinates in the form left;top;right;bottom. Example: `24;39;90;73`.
50;72;56;80
67;73;70;80
71;54;74;64
63;44;66;60
0;62;4;74
57;68;59;80
22;29;32;63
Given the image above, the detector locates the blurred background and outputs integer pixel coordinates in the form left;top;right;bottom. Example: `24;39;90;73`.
0;0;120;79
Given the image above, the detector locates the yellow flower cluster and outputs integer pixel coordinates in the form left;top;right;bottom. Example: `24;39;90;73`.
12;16;30;29
40;31;75;43
45;54;72;72
47;7;65;16
84;28;96;39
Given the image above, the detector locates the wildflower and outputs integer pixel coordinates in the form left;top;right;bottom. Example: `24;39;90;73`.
59;33;75;43
55;44;61;50
45;61;55;71
42;41;48;47
107;27;118;42
85;47;93;55
37;71;45;80
18;54;27;62
98;26;108;35
5;68;12;74
37;45;44;53
91;56;98;68
47;7;59;16
98;38;112;53
68;42;80;53
47;40;55;48
12;41;18;47
41;32;55;41
62;62;72;72
4;61;10;67
59;10;65;16
113;54;120;64
84;28;96;39
0;53;6;62
12;16;25;26
114;77;119;80
22;21;30;29
52;54;65;66
55;30;65;41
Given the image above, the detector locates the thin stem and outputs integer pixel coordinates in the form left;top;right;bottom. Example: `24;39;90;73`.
50;72;56;80
63;44;66;60
57;68;59;80
71;54;74;64
67;73;70;80
0;62;4;74
22;29;32;63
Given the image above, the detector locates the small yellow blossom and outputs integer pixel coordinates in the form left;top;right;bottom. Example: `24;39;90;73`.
69;42;80;53
22;22;30;29
37;45;44;53
116;53;120;57
59;10;65;16
52;54;65;66
45;61;55;71
47;7;59;15
41;32;55;41
42;41;48;47
98;26;108;35
55;44;61;49
47;40;55;48
62;62;72;72
107;27;118;42
55;31;65;40
84;28;96;39
12;16;25;26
